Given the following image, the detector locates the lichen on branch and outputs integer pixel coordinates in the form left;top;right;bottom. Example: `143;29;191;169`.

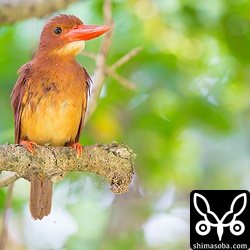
0;142;135;194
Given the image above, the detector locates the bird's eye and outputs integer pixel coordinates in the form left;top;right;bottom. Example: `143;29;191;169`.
53;27;62;35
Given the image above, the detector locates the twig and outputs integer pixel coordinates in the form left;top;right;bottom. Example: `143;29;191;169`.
109;47;143;71
81;45;141;93
103;0;112;25
85;0;114;122
0;173;19;188
0;183;14;250
82;46;142;91
105;68;136;90
80;51;97;60
0;173;19;248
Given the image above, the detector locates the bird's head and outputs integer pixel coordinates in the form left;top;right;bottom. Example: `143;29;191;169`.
37;14;110;57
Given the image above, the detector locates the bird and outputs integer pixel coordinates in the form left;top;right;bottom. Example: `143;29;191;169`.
11;14;110;220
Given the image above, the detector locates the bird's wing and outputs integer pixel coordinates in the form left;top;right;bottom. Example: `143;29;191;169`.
75;67;92;142
11;62;31;143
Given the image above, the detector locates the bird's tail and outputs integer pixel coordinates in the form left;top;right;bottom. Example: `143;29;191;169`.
29;179;53;220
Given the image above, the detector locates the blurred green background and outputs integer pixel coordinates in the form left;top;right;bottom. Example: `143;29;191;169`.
0;0;250;249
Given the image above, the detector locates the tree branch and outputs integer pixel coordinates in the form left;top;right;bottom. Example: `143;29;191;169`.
0;0;78;25
0;142;135;194
81;46;142;92
85;0;114;122
0;173;19;188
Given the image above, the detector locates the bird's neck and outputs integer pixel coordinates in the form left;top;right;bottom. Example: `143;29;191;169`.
32;51;78;71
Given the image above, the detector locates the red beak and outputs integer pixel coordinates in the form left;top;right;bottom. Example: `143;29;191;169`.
62;25;110;42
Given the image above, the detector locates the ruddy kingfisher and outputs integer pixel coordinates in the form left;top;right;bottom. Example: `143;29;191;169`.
11;14;110;220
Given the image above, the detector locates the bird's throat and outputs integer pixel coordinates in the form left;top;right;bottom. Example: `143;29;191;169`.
55;41;85;56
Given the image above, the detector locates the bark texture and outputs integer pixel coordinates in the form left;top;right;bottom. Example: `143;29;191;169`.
0;142;136;194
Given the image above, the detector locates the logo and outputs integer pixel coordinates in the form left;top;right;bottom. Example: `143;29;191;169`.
190;190;250;250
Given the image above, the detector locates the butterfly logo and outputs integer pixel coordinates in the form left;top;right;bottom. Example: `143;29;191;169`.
193;193;247;241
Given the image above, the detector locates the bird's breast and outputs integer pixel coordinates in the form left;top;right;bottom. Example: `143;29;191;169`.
20;73;87;146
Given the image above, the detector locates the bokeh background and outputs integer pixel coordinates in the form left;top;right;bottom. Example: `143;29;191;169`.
0;0;250;249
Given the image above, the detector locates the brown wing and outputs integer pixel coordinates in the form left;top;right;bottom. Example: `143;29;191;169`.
74;67;92;142
11;62;31;143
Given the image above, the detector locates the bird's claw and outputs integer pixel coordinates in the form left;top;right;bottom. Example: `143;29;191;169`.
20;140;37;155
71;142;83;157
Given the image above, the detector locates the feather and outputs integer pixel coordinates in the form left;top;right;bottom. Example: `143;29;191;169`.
30;179;52;220
11;62;31;143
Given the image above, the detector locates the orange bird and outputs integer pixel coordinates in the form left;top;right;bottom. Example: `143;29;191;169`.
11;14;110;220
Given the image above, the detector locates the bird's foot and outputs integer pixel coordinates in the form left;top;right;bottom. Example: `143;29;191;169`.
20;140;37;155
71;142;83;157
37;173;46;181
